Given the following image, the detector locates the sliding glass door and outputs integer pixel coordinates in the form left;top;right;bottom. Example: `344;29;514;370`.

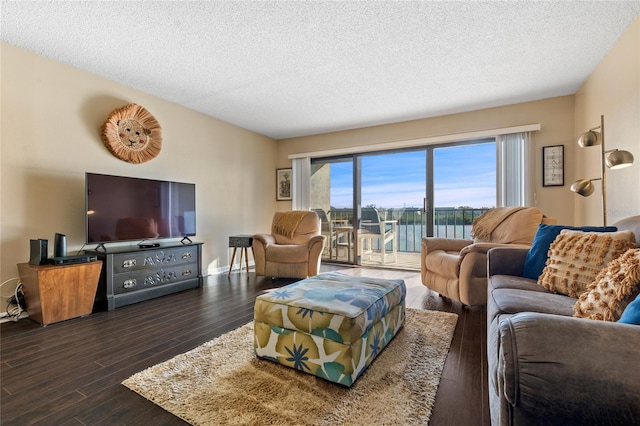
431;140;496;239
310;138;496;270
310;156;355;263
359;150;426;268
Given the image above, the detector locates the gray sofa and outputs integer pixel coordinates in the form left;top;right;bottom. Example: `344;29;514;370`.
487;215;640;426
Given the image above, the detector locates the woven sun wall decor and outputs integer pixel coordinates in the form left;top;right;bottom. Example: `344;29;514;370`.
101;103;162;164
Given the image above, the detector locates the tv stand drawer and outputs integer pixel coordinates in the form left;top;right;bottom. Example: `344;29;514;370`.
113;261;198;294
112;246;199;274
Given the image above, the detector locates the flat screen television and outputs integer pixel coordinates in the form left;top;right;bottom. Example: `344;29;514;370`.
85;172;196;247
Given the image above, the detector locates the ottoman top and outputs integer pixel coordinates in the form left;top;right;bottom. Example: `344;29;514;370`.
254;272;406;344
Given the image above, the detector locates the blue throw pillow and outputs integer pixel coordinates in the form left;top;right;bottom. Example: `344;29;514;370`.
521;224;617;280
619;293;640;325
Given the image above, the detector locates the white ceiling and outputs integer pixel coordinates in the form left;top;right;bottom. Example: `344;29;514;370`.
2;1;639;140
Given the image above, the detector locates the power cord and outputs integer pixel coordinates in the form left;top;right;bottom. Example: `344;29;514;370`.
1;278;26;322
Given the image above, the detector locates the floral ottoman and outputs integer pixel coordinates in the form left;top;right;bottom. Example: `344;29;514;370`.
253;272;406;387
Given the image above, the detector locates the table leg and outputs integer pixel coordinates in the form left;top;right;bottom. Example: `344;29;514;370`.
243;247;250;273
228;247;238;277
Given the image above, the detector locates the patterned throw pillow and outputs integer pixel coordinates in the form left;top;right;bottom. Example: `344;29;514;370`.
538;229;636;297
574;248;640;321
522;225;617;280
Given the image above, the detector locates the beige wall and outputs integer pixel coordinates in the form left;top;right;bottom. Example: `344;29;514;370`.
574;15;640;226
1;43;278;285
278;96;576;225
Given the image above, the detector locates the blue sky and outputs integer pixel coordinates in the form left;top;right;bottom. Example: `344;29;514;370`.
330;142;496;209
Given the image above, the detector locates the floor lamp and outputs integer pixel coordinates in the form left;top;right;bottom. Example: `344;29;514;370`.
570;115;634;225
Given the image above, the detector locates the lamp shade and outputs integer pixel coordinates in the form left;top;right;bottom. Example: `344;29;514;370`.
605;149;634;169
570;179;595;197
578;130;601;147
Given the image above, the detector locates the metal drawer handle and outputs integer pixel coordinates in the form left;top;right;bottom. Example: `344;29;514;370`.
182;252;192;259
123;259;137;268
123;279;137;288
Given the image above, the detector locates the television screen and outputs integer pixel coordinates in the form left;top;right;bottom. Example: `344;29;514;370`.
86;173;196;245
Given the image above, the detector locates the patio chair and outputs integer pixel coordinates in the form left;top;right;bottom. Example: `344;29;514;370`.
360;207;397;265
312;208;335;258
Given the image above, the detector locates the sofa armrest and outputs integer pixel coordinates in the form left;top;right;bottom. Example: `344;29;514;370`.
253;233;276;246
499;312;640;423
307;234;326;249
460;242;529;258
421;237;472;255
487;247;529;277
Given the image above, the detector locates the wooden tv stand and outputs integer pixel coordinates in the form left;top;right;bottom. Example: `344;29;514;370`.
85;242;203;311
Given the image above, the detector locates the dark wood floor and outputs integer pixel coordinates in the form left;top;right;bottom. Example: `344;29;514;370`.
1;265;489;425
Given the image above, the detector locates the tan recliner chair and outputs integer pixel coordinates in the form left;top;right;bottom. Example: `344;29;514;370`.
421;207;555;306
253;210;326;279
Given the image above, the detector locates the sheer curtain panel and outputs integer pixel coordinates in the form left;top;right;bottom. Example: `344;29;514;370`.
292;157;311;211
497;132;534;207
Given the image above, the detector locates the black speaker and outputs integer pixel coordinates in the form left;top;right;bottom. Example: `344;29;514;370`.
29;239;48;265
54;233;67;258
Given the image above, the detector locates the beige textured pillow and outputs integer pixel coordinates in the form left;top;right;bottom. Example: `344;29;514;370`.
538;229;636;297
574;248;640;321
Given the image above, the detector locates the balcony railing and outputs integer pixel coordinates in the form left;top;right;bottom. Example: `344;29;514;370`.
327;207;490;254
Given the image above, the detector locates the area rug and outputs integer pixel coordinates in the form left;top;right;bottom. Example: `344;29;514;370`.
122;308;458;425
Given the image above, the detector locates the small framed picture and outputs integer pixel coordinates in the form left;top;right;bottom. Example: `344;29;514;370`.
543;145;564;187
276;168;292;201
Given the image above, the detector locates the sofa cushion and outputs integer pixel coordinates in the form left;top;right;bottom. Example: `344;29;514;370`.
538;229;636;297
267;244;311;263
619;293;640;325
424;250;460;278
522;224;617;280
490;288;576;317
490;274;548;292
574;248;640;321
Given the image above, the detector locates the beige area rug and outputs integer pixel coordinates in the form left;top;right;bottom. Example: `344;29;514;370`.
122;308;458;425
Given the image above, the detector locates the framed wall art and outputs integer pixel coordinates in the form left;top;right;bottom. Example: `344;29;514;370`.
542;145;564;187
276;168;292;201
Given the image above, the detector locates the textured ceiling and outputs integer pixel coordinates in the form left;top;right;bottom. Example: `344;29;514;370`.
2;1;639;140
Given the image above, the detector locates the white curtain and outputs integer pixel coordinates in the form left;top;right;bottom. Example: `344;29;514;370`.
496;132;534;207
292;157;311;210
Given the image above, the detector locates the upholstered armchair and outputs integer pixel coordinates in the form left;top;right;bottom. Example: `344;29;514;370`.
253;210;326;279
421;207;555;306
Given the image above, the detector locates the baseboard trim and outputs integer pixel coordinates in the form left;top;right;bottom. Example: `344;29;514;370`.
208;261;255;276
